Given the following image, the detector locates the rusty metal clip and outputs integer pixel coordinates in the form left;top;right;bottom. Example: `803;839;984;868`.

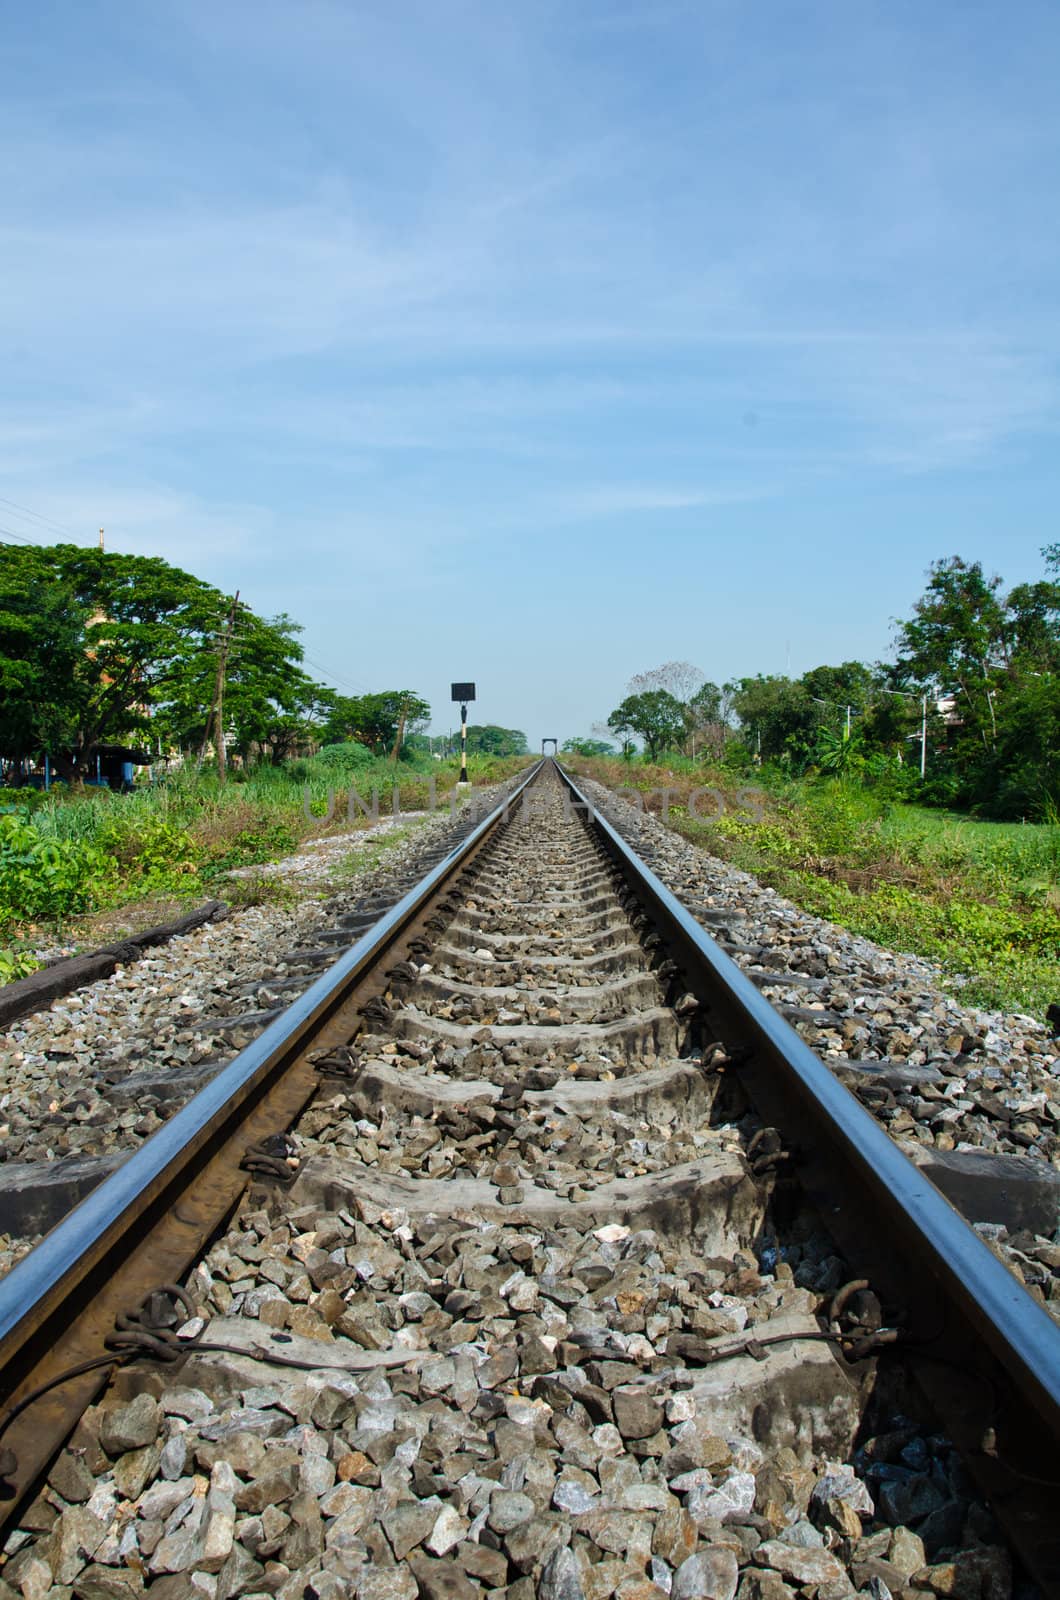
106;1284;202;1362
747;1127;790;1176
360;997;393;1023
751;1150;793;1176
242;1133;300;1183
846;1328;900;1359
701;1041;753;1074
386;962;419;985
828;1278;898;1356
700;1042;731;1074
308;1045;362;1080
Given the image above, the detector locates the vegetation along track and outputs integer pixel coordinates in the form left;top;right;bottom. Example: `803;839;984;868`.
0;759;1058;1600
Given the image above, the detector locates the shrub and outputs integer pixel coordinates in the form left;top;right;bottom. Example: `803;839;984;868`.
0;814;114;927
312;742;378;773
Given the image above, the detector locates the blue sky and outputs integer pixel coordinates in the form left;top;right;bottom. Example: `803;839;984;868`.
3;1;1059;744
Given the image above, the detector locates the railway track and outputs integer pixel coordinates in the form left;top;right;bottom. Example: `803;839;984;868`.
0;759;1057;1600
0;788;529;1254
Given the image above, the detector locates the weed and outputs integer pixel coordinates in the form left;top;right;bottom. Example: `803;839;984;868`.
0;947;39;982
0;753;524;939
572;755;1060;1020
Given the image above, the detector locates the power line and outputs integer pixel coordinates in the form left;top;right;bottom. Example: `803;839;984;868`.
0;496;84;543
0;523;37;546
301;653;373;695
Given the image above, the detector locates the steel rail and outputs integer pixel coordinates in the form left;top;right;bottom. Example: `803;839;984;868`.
0;761;543;1520
2;754;1058;1588
555;760;1060;1596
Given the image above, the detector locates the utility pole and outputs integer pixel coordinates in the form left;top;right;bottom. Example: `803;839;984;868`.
199;592;240;779
811;695;853;740
888;689;928;778
920;694;927;779
391;695;409;761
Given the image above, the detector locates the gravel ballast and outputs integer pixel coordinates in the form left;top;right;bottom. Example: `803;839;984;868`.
0;789;518;1272
578;777;1060;1318
0;766;1027;1600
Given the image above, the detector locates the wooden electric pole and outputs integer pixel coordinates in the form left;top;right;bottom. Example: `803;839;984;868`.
391;695;409;761
199;591;240;779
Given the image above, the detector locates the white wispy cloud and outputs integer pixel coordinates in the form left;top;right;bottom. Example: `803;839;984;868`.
553;485;765;519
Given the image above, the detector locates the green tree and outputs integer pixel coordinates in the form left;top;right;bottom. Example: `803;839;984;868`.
989;673;1060;815
891;551;1060;813
684;681;728;758
0;543;350;781
894;557;1008;751
726;675;817;766
1005;580;1060;675
465;725;528;757
607;691;686;762
318;691;430;756
801;662;875;729
685;681;723;725
857;669;926;764
0;544;232;781
317;694;364;745
624;662;724;757
561;737;615;756
157;606;322;765
0;546;88;764
251;679;338;766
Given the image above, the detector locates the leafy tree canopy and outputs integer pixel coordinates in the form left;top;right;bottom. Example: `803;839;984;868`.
319;691;431;756
725;675;815;763
607;690;686;761
0;544;244;779
464;725;528;757
561;737;615;756
800;661;875;712
156;607;326;764
892;554;1060;781
0;546;88;762
893;557;1009;746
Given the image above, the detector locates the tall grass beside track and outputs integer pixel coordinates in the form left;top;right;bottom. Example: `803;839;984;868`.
565;755;1060;1020
0;752;531;971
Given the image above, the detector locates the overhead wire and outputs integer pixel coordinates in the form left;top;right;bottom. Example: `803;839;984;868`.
300;653;373;695
0;496;85;543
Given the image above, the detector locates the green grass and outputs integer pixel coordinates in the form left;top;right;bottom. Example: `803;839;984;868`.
566;755;1060;1020
0;751;531;962
700;795;1060;1017
878;806;1060;899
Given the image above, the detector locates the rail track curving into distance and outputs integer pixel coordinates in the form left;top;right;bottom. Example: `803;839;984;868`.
0;759;1057;1599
